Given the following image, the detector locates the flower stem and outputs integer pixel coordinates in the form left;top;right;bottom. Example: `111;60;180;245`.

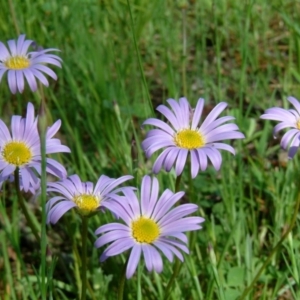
181;6;187;97
8;0;20;35
118;256;130;300
137;260;142;300
14;168;40;242
164;174;183;299
239;192;300;300
38;88;48;300
164;257;182;300
81;217;89;300
175;173;182;193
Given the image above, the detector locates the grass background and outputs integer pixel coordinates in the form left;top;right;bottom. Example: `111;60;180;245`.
1;0;300;299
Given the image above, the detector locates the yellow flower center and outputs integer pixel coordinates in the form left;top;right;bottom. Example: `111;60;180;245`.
174;129;205;150
131;217;160;244
73;194;100;216
297;119;300;130
5;56;30;70
2;141;32;166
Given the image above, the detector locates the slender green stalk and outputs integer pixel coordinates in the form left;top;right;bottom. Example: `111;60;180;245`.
126;0;153;115
164;174;183;299
118;256;130;300
239;192;300;300
164;258;182;300
137;260;142;300
181;7;187;97
14;168;40;242
81;217;89;300
0;231;17;300
212;0;222;100
208;243;225;300
174;173;182;193
8;0;20;35
38;87;48;300
206;220;239;298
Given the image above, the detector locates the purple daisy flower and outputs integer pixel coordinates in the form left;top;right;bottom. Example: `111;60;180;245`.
142;98;244;178
46;174;133;223
0;102;70;193
260;96;300;159
0;34;62;94
95;175;204;279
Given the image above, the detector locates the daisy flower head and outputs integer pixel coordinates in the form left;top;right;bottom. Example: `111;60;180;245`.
46;174;133;223
0;34;62;94
142;97;245;178
95;175;204;279
260;96;300;159
0;102;70;193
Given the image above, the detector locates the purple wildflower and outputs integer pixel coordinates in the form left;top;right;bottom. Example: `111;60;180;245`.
0;34;62;94
142;98;244;178
260;96;300;159
95;175;204;279
0;102;70;193
46;174;133;223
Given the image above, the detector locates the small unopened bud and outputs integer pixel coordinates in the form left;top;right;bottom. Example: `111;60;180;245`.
207;243;217;266
113;100;120;118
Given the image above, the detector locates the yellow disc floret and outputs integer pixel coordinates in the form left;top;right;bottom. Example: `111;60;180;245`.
131;217;160;244
5;56;30;70
296;119;300;130
73;194;100;216
174;129;205;150
2;141;32;166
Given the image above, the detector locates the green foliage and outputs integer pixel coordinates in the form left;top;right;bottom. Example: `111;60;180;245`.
1;0;300;299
